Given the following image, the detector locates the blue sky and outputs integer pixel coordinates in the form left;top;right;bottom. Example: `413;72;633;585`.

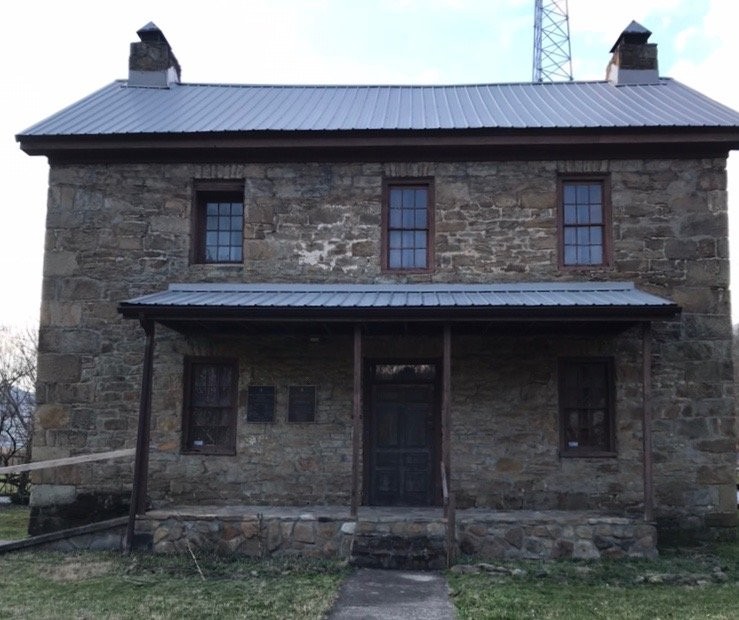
2;0;738;328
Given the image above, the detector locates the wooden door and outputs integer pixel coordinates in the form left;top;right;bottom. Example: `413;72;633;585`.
369;377;437;506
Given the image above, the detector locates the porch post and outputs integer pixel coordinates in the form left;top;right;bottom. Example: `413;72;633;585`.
641;321;654;523
442;324;455;566
125;318;156;553
350;324;363;517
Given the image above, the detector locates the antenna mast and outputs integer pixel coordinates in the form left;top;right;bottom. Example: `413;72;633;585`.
533;0;573;82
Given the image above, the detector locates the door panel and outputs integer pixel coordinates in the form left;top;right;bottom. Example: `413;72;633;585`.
370;380;436;506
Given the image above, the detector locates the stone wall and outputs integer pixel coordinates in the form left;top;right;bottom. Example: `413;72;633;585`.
32;158;736;538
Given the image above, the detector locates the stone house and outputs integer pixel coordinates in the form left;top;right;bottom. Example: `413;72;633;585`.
15;21;739;559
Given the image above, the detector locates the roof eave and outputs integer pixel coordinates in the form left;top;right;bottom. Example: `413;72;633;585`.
117;301;681;324
17;127;739;160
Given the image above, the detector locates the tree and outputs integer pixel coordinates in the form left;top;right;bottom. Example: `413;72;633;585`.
0;327;37;502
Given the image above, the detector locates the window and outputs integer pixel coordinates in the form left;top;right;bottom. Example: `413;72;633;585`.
182;358;238;454
193;182;244;263
383;180;433;271
288;386;316;423
558;358;615;456
559;178;610;267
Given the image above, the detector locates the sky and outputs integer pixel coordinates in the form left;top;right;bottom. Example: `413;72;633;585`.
1;0;738;329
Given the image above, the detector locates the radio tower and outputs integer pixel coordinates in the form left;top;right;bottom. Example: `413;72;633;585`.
532;0;573;82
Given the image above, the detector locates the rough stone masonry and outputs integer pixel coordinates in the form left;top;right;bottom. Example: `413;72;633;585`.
30;157;736;541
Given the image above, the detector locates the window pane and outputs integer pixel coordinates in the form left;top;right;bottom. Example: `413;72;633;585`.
207;203;219;216
402;209;414;228
231;203;243;216
218;216;230;230
576;227;589;245
414;231;427;249
590;226;602;245
217;232;230;245
207;216;218;230
590;203;603;224
564;227;577;245
564;246;577;265
563;185;576;205
390;209;402;228
590;246;603;264
218;203;230;216
577;246;590;264
230;231;242;246
389;189;402;209
402;231;414;247
206;231;218;246
564;204;577;225
576;185;589;204
389;231;402;249
415;249;427;267
589;184;602;204
402;188;415;208
415;209;427;228
577;205;590;224
217;247;230;261
414;188;427;208
389;249;401;268
402;249;414;267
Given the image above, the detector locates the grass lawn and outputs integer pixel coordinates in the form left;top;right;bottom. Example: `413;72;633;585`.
449;529;739;620
0;504;30;540
1;552;347;619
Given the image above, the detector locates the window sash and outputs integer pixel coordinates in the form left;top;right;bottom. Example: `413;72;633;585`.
560;179;608;267
194;187;244;264
183;358;238;454
559;358;615;455
384;182;432;271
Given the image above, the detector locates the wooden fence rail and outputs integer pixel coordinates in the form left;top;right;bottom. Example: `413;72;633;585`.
0;448;134;475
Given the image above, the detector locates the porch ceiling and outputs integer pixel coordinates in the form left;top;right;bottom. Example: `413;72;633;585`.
118;281;679;331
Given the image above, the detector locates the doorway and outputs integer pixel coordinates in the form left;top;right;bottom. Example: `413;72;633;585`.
366;361;440;506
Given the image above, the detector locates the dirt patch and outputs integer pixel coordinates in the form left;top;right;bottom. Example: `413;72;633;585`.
40;558;114;582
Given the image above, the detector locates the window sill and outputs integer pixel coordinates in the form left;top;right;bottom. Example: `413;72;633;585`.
560;450;617;459
181;448;236;456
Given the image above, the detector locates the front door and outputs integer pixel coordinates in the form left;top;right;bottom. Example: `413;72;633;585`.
367;363;439;506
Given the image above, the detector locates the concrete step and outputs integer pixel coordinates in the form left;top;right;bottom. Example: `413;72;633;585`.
349;520;448;570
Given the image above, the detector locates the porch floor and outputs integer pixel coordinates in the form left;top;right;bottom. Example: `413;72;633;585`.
137;505;657;562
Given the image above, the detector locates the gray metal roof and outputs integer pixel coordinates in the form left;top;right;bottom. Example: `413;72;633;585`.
120;281;676;315
18;78;739;138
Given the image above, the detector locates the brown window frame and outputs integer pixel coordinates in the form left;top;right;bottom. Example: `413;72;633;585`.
191;180;245;264
558;357;616;458
557;175;612;269
381;178;435;273
181;357;238;455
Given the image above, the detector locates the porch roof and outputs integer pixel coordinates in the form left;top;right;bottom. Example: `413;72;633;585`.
118;281;679;325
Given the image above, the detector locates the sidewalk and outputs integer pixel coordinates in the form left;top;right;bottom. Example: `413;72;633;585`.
327;568;456;619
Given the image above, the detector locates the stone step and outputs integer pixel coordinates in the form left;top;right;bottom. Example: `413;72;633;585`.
349;520;448;570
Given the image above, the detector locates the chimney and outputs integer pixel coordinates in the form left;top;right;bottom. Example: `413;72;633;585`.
128;22;181;88
606;21;659;86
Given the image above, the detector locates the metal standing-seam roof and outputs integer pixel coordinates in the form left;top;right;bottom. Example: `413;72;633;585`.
118;281;679;323
17;78;739;138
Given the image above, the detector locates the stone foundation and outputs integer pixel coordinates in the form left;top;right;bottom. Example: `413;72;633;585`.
136;505;657;564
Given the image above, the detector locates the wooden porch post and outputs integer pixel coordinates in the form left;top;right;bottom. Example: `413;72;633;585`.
125;318;156;553
642;322;654;523
442;324;455;565
350;324;363;517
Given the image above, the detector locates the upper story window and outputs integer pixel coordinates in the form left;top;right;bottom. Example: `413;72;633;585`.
559;177;611;268
193;182;244;264
382;180;434;272
182;357;238;454
558;357;615;457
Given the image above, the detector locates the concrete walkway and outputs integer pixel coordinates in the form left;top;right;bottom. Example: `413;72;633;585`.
327;569;456;619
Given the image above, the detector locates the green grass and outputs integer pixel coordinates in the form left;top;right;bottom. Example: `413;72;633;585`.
449;532;739;620
0;504;30;539
1;552;347;619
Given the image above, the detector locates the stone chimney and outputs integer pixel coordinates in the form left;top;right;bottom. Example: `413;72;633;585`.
128;22;181;88
606;21;659;86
